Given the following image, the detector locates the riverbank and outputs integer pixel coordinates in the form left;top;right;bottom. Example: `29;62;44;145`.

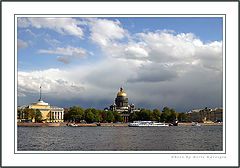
17;122;222;127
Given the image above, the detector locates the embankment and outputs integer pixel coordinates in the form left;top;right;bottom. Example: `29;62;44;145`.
17;122;222;127
17;122;67;127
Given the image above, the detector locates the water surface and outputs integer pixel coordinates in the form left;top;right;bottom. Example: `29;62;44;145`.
17;126;223;151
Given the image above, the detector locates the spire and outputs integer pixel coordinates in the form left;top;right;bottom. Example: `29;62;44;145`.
39;85;43;101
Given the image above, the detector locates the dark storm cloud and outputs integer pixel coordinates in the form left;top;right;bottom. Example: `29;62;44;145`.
128;66;178;83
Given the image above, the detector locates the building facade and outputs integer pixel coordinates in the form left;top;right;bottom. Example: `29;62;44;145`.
106;87;139;122
17;86;64;123
187;107;223;122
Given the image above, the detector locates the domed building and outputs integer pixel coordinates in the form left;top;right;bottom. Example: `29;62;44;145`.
107;87;138;122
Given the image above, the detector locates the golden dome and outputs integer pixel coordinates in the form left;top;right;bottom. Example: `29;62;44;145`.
117;87;127;97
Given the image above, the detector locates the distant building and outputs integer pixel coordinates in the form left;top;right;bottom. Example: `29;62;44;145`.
211;108;223;122
187;107;223;122
187;109;201;122
17;86;64;123
105;87;139;122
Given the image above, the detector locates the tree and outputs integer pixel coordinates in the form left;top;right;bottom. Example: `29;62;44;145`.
139;109;148;121
169;108;178;122
99;111;106;123
129;111;138;122
178;112;187;122
91;108;103;122
35;109;42;122
153;108;161;122
28;109;36;121
161;106;170;122
106;111;114;123
17;108;24;119
68;106;85;122
113;111;123;122
22;108;29;119
85;108;95;123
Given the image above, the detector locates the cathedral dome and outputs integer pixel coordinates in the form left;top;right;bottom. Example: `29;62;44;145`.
117;87;127;97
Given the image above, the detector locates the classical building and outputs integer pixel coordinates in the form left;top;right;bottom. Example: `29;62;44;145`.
17;86;64;123
187;107;223;122
106;87;139;122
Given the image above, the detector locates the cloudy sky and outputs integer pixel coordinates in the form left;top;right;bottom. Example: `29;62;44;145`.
17;17;223;112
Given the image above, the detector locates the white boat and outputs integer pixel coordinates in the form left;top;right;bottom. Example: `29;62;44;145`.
129;121;169;127
192;122;201;126
69;123;78;127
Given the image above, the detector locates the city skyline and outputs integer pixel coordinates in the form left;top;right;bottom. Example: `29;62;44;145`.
17;17;223;112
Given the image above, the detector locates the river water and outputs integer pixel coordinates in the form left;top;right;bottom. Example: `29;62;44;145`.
17;125;223;151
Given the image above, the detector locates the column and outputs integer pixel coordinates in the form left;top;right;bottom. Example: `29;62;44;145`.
53;112;55;120
62;112;64;120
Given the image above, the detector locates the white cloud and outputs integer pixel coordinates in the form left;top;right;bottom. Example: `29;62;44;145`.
88;18;126;46
124;43;148;58
57;56;71;64
18;68;85;99
17;39;28;49
18;17;84;38
38;46;88;59
44;38;61;47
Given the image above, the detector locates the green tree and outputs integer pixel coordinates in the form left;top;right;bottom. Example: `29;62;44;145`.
113;111;123;122
17;108;24;119
85;108;95;123
91;108;102;122
68;106;85;122
106;111;114;123
178;112;187;122
153;108;161;122
28;109;36;121
169;108;178;122
161;106;170;122
35;109;42;122
138;109;151;121
129;112;138;122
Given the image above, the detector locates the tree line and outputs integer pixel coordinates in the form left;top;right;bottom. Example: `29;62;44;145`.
64;106;123;123
64;106;188;123
129;106;187;122
17;106;188;123
17;108;42;122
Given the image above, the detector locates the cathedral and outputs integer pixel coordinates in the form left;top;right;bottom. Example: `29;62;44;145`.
106;87;139;122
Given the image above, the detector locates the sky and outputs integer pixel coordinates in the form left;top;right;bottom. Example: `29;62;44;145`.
17;17;223;112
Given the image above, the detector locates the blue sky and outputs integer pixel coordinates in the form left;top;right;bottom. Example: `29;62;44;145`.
17;17;223;112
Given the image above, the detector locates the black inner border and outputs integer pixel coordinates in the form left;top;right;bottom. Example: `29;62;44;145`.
14;14;226;155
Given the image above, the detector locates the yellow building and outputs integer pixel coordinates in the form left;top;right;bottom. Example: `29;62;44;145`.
187;107;223;122
18;86;64;123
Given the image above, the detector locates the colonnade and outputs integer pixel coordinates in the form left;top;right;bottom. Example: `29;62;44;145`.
51;111;64;120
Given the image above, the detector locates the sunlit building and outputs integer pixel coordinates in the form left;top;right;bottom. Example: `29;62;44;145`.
187;107;223;122
17;86;64;123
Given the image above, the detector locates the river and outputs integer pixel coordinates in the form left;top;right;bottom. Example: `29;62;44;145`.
17;125;223;151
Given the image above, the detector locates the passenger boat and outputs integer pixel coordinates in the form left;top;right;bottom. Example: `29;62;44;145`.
129;121;169;127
